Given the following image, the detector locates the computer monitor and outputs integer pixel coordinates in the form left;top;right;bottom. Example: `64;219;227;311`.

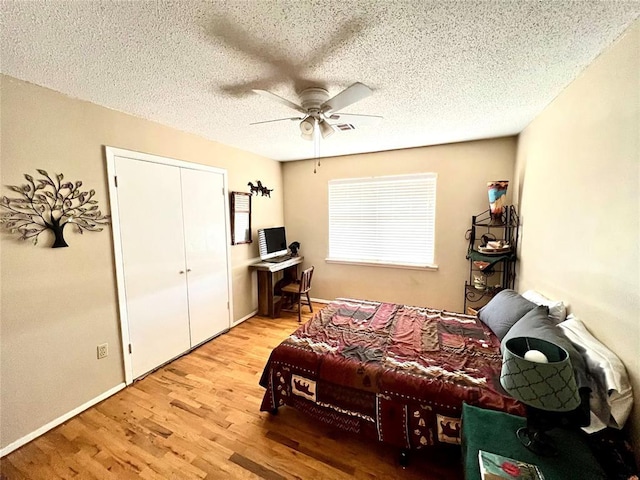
258;227;288;260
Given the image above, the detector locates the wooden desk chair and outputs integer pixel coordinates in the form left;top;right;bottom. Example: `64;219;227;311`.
281;266;314;322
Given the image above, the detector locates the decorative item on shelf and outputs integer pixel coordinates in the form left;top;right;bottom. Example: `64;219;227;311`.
473;274;487;291
0;169;110;248
288;241;300;257
473;260;491;271
248;180;273;197
478;240;511;255
500;337;581;456
487;180;509;225
480;233;496;246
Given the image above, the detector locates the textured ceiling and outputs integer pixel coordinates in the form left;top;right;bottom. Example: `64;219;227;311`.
1;1;639;161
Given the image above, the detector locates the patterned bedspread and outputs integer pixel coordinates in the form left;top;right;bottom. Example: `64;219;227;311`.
259;298;524;449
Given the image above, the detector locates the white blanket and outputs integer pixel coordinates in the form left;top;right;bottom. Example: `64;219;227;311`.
559;316;633;433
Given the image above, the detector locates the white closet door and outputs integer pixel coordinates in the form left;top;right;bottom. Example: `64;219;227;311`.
114;157;191;378
181;168;230;345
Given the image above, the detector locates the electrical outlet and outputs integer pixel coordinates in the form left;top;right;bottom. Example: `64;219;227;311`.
97;343;108;359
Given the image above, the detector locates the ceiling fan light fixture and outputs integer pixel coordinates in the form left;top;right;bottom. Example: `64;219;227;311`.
250;82;382;150
299;117;316;136
319;120;335;139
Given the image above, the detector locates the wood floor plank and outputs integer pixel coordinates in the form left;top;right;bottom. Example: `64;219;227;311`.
0;305;463;479
31;437;85;480
229;453;287;480
0;458;32;480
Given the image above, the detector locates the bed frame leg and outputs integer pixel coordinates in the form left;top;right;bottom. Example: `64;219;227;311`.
399;448;410;468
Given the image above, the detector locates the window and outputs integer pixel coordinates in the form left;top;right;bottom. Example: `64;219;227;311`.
328;173;436;268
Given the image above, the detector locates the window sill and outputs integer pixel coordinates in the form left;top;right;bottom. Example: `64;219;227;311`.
325;258;439;271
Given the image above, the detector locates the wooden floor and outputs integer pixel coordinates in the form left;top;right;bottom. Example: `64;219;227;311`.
0;305;463;480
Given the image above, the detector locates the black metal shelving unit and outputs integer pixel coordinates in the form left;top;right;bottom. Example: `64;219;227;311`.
464;206;520;313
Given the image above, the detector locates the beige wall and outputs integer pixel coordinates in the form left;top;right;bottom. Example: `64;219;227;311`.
4;17;637;457
0;75;282;450
283;138;517;311
514;20;640;458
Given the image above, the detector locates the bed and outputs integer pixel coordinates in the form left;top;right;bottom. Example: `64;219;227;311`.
260;291;635;466
259;297;525;451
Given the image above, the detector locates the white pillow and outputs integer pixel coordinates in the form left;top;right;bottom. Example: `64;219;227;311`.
559;315;633;433
521;290;567;323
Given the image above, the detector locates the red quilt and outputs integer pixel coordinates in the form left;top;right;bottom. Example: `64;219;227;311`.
259;298;524;449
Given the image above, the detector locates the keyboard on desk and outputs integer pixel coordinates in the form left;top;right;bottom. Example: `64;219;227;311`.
266;255;292;263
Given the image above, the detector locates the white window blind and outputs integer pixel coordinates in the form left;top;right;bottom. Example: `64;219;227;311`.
328;173;437;267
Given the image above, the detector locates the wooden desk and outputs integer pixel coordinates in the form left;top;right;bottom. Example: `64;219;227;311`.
250;256;303;318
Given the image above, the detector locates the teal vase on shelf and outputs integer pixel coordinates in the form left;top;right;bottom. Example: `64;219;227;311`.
487;180;509;225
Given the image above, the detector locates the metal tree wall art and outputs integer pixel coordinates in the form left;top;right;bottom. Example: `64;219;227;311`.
0;169;110;248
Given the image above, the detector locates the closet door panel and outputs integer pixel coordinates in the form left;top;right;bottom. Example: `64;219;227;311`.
114;157;191;378
181;168;230;345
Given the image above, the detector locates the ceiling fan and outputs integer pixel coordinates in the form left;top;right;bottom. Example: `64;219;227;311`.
250;82;382;142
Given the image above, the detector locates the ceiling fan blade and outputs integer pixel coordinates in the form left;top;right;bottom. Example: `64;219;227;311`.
252;89;306;114
249;117;303;126
321;82;373;114
327;113;383;127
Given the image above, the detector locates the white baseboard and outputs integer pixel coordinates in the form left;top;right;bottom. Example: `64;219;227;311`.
0;382;126;458
2;300;331;457
232;309;258;327
310;297;332;304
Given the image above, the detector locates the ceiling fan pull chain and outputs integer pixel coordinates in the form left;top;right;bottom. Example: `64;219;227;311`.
314;121;320;163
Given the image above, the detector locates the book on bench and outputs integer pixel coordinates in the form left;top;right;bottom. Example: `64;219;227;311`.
479;450;545;480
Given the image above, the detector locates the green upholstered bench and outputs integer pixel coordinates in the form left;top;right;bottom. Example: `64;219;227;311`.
461;403;606;480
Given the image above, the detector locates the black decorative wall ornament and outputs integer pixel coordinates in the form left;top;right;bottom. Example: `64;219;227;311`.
289;241;300;257
0;169;110;248
247;180;273;197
